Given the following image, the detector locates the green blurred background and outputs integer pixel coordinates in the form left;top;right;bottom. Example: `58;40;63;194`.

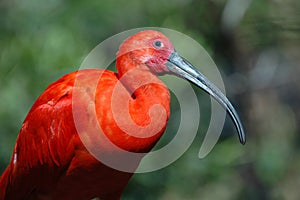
0;0;299;199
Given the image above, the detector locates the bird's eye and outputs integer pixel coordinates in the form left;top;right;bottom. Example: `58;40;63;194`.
153;40;163;48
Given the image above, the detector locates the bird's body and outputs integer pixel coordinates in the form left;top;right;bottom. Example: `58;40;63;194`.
0;30;245;200
0;68;169;199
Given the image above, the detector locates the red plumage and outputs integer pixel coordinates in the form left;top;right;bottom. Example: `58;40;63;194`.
0;30;245;200
0;30;173;200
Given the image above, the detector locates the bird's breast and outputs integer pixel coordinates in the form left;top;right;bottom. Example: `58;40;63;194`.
72;69;170;154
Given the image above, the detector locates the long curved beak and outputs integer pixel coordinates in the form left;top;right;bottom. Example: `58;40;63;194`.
167;51;246;145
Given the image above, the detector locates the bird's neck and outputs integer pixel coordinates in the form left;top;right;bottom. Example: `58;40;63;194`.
116;53;150;92
107;53;171;152
116;53;167;99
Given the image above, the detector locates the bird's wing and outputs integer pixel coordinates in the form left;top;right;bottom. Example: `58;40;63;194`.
0;69;113;199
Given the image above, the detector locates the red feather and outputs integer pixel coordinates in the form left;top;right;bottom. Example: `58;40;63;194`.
0;39;171;199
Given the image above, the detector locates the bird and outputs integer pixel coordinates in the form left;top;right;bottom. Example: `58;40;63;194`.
0;30;245;200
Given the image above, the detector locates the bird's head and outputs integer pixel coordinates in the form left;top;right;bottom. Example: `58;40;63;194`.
117;30;246;145
117;30;174;74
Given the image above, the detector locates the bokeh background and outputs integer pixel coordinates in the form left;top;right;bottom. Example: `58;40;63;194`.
0;0;299;199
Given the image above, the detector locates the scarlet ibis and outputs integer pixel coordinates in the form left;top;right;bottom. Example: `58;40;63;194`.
0;30;245;200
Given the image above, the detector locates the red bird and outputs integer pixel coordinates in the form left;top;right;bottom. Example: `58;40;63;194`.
0;30;245;200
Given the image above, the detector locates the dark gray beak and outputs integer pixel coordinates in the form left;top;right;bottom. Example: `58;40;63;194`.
167;51;246;145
